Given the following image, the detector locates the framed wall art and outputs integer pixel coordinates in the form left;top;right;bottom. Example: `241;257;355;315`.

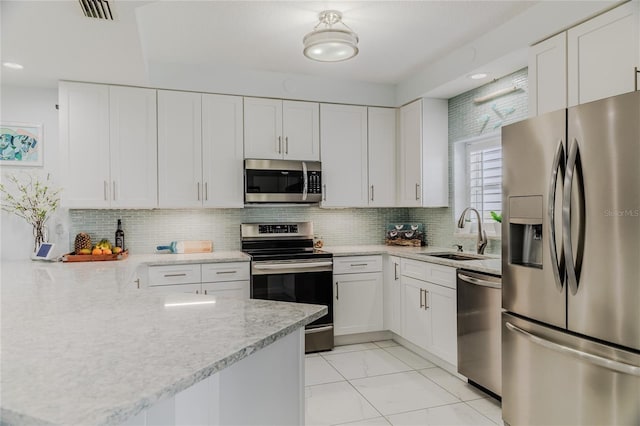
0;122;43;167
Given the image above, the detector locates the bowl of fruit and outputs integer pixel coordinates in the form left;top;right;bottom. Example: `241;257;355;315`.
62;234;127;262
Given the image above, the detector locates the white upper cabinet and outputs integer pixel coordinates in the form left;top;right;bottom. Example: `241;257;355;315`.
367;107;397;207
320;104;369;207
158;90;203;208
244;98;319;161
109;86;158;208
398;99;448;207
158;91;244;208
202;94;244;208
568;1;639;107
59;82;157;209
529;32;567;117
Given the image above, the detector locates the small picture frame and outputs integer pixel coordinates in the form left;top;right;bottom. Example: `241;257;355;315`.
0;122;44;166
33;243;55;261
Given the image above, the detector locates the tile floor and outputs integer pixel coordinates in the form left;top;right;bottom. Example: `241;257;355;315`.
305;341;503;426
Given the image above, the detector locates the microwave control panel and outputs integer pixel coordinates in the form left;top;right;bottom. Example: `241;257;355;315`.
308;171;322;194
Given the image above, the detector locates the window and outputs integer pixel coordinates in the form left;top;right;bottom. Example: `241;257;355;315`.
454;132;502;224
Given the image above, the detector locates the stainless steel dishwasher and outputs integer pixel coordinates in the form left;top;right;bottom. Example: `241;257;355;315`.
456;269;502;397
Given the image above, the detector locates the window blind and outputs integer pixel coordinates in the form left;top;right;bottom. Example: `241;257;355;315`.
467;142;502;221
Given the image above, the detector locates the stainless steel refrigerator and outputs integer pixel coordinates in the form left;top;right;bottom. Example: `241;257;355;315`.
501;90;640;425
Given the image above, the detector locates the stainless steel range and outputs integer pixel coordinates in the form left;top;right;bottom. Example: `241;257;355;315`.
241;222;334;353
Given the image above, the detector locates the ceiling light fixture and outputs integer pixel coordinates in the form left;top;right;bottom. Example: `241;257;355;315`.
3;62;24;70
469;73;488;80
303;10;359;62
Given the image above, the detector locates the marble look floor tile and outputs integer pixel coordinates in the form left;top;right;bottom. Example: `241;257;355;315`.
305;381;381;426
305;355;345;386
335;416;391;426
351;371;459;415
373;340;399;348
386;402;495;425
419;367;489;401
382;345;435;369
324;349;412;380
466;397;503;425
325;342;380;354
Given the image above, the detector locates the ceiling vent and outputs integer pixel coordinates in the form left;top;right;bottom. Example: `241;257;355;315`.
79;0;114;20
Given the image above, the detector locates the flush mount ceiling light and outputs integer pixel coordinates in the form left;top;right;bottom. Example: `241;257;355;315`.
303;10;359;62
469;73;489;80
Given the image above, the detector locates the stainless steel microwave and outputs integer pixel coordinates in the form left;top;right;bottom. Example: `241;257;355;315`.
244;159;322;204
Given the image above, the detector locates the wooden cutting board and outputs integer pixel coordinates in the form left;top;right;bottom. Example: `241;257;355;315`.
156;240;213;254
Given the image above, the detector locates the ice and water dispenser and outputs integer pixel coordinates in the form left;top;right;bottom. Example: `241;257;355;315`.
508;196;543;269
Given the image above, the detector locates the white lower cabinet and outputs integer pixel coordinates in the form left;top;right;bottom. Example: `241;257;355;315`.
383;255;402;335
147;262;249;299
333;256;384;336
400;258;458;366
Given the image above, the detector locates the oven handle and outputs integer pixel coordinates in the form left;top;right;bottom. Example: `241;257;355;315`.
252;261;333;275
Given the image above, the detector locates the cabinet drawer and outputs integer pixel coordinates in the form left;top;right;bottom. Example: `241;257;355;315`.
333;255;383;274
201;262;250;282
401;258;456;289
148;264;201;286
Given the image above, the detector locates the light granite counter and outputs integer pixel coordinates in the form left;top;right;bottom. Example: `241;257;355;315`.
324;245;502;276
0;254;325;425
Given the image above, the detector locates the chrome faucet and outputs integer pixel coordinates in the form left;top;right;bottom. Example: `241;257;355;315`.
457;207;488;255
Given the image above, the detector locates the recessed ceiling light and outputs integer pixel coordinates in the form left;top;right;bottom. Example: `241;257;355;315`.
3;62;24;70
469;73;488;80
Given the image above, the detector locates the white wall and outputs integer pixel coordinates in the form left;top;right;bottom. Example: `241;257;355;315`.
0;85;69;260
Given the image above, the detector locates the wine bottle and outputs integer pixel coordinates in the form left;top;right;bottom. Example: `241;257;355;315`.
115;219;125;250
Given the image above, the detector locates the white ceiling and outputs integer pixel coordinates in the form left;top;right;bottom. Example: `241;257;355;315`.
0;1;617;102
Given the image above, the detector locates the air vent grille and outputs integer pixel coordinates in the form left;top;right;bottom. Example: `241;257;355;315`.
79;0;114;20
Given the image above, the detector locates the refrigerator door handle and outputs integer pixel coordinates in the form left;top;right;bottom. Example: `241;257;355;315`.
563;139;580;295
548;140;566;292
506;322;640;377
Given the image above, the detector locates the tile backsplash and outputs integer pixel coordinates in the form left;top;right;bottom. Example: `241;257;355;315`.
69;207;409;253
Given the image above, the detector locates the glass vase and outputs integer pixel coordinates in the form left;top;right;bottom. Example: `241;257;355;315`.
33;223;48;253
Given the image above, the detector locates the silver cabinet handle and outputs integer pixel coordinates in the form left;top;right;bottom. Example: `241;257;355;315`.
458;273;502;289
424;290;429;309
285;136;289;155
204;289;208;295
415;183;420;200
350;263;368;267
419;288;424;308
394;262;399;280
505;322;640;377
635;66;639;91
197;182;201;201
563;139;581;296
134;278;140;289
548;140;565;292
104;181;108;201
112;181;116;201
164;273;187;278
302;161;308;201
204;182;208;201
336;281;339;300
370;185;374;202
195;289;199;294
216;270;237;274
322;184;327;201
278;136;282;154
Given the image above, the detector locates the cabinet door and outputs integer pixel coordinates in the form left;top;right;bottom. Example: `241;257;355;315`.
109;86;158;208
398;99;422;207
158;90;203;208
202;280;250;299
59;82;110;208
384;256;402;335
202;94;244;208
425;282;457;366
401;276;430;349
368;107;397;207
282;100;319;161
320;104;368;207
568;1;639;106
422;99;448;207
244;97;283;160
334;272;383;336
529;32;567;117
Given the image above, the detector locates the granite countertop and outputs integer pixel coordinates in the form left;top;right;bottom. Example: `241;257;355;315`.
324;245;502;276
0;254;325;426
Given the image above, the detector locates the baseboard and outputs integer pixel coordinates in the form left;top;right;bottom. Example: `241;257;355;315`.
390;333;466;380
334;330;392;346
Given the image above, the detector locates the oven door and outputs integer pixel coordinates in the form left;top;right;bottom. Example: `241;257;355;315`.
251;259;334;352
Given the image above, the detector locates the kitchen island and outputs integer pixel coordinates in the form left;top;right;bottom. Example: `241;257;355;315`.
0;257;326;425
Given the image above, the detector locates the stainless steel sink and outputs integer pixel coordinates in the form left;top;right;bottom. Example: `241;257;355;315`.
419;252;487;261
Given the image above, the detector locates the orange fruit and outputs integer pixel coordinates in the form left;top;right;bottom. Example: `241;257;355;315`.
92;248;103;255
102;248;112;255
